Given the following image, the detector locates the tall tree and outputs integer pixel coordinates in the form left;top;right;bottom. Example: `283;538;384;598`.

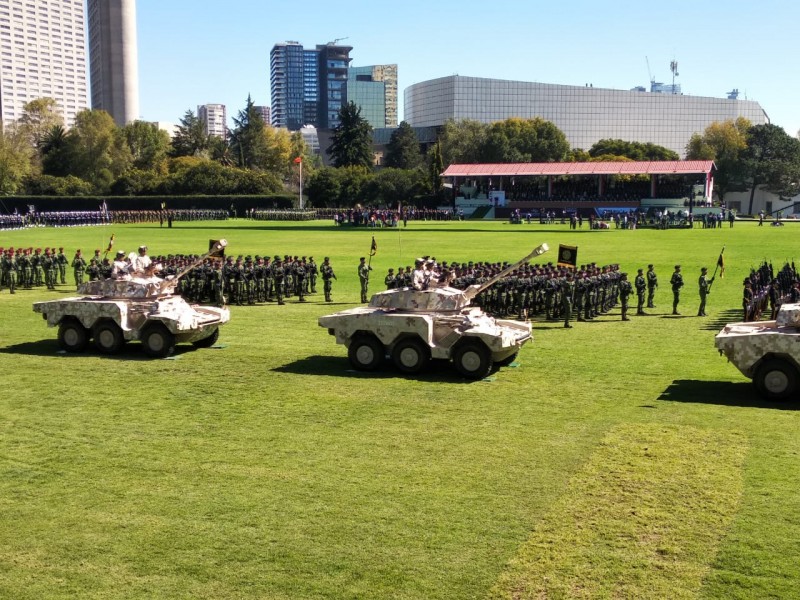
0;124;34;194
327;102;373;168
428;140;444;194
229;95;270;170
18;98;63;165
171;110;211;158
741;124;800;213
384;121;421;169
67;109;132;192
480;117;570;163
121;120;170;171
438;119;488;165
589;138;678;161
686;118;750;203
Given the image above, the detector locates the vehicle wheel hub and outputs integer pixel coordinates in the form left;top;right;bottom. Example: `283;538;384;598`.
64;329;80;346
356;345;375;364
461;350;481;371
399;347;419;368
764;370;789;394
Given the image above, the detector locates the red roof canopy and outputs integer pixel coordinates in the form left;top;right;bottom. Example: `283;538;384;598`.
441;160;715;177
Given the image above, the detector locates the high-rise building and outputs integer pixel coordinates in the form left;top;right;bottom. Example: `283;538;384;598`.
347;64;397;129
254;105;270;126
87;0;139;125
270;41;352;130
316;43;351;129
0;0;89;128
198;104;227;139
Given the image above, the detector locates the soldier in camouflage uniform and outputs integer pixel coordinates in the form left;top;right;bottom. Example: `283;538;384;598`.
42;248;57;289
619;272;632;320
321;257;336;302
635;268;646;315
3;249;17;293
56;247;68;284
670;264;684;315
697;266;713;317
72;249;86;288
358;257;371;303
295;259;307;302
561;271;575;328
646;264;658;308
272;258;285;305
308;256;318;293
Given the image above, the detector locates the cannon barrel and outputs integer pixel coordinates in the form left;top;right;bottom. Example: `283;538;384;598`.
159;239;228;292
463;243;549;301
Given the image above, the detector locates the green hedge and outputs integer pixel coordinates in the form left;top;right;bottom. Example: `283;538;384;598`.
0;194;299;213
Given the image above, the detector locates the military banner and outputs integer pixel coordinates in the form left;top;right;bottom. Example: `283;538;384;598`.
209;239;225;258
557;244;578;268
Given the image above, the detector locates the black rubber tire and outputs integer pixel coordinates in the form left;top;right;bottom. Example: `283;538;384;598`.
754;359;798;401
347;335;384;371
453;341;492;380
92;321;125;355
392;338;430;374
192;328;219;349
141;324;175;358
496;350;519;367
58;318;88;353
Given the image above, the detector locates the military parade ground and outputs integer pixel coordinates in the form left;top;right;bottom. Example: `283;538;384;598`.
1;217;799;599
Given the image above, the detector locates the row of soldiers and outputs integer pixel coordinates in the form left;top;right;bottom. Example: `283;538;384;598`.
382;260;660;326
742;261;800;321
150;254;337;307
0;246;73;292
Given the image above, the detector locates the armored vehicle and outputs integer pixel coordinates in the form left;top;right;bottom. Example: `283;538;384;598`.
715;303;800;400
33;241;230;358
319;244;549;379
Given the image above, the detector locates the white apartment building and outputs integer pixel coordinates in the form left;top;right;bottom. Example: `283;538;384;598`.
0;0;89;127
198;103;226;139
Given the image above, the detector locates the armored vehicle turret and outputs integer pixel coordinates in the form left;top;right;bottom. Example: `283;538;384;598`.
33;241;230;358
319;243;549;379
716;302;800;400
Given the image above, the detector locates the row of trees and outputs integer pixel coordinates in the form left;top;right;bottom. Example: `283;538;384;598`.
0;95;798;213
0;96;310;197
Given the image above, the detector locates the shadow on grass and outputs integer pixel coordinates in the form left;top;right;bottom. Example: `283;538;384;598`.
273;355;491;383
0;339;197;361
701;308;749;331
658;379;799;410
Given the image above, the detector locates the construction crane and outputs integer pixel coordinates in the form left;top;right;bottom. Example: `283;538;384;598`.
646;56;654;88
328;37;349;45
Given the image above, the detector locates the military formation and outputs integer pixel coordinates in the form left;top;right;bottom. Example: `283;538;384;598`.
0;246;71;293
742;260;800;322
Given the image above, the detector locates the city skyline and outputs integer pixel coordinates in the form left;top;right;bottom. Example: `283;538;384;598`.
133;0;800;146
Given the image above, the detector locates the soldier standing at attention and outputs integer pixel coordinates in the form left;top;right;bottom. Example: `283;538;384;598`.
308;256;318;294
635;268;647;315
56;247;68;284
697;267;713;316
561;271;575;328
358;256;371;303
272;258;285;305
3;249;17;293
321;257;336;302
619;272;632;320
670;265;684;315
646;264;658;308
294;259;307;302
384;268;396;289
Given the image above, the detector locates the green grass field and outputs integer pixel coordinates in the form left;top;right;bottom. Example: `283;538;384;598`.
1;219;799;599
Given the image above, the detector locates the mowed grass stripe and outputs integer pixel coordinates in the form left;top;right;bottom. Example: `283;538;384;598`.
490;423;747;600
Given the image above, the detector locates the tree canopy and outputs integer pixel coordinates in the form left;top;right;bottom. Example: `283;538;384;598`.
327;102;374;168
384;121;422;169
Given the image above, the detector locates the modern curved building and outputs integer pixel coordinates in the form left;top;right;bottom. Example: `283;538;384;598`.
88;0;139;125
405;75;769;156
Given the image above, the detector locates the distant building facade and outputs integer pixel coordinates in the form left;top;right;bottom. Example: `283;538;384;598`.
270;41;353;130
87;0;139;125
405;75;769;156
347;64;397;129
197;104;227;139
0;0;89;127
254;105;270;126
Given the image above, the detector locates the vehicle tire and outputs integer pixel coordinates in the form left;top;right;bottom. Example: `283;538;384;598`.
348;335;384;371
58;318;88;353
141;323;175;358
93;321;125;355
392;338;430;374
754;359;798;401
453;341;492;380
192;328;219;349
496;350;519;367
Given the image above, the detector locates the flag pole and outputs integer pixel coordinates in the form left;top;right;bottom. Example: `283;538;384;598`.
709;244;725;289
299;158;303;209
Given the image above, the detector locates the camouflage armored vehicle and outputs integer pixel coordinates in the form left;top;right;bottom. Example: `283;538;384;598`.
318;244;549;379
715;303;800;400
33;241;230;358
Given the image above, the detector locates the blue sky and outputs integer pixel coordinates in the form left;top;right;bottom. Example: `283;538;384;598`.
137;0;800;143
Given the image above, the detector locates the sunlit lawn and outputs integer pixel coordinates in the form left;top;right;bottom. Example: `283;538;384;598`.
0;218;798;599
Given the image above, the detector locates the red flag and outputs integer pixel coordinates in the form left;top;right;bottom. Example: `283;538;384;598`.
293;156;302;164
